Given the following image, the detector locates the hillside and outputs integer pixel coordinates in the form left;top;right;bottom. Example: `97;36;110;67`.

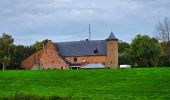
0;68;170;100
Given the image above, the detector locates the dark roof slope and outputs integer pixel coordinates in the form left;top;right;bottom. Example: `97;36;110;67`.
106;32;118;41
55;40;107;57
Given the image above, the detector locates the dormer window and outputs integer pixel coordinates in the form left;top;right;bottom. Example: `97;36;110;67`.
94;48;98;54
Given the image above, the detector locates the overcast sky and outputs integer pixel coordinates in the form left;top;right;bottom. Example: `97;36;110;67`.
0;0;170;45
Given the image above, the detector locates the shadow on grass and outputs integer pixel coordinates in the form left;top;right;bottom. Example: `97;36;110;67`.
2;93;73;100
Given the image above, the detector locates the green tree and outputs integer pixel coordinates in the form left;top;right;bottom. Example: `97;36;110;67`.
0;33;14;70
10;45;35;69
32;39;49;51
127;34;163;67
158;41;170;67
118;41;130;65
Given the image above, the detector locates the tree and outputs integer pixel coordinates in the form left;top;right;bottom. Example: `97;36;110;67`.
118;41;130;54
127;34;163;67
155;18;170;67
10;45;34;69
0;33;14;70
118;41;130;65
156;17;170;42
32;39;49;51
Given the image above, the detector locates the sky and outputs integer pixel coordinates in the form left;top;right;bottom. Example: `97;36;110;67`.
0;0;170;45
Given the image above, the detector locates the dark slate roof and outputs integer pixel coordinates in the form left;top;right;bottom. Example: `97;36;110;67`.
106;32;118;41
55;40;107;57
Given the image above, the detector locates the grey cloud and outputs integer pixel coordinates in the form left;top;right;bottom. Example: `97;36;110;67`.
1;0;169;23
0;0;170;45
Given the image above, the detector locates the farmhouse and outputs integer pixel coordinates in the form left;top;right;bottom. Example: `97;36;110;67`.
21;32;118;70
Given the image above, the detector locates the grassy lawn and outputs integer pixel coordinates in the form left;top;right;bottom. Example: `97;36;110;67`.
0;68;170;100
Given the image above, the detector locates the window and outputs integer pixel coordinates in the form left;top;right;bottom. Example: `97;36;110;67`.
74;57;77;62
94;48;98;54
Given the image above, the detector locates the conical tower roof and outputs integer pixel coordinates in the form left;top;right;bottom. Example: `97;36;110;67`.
106;32;118;41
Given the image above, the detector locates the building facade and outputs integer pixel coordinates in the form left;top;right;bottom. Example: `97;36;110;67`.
21;32;118;70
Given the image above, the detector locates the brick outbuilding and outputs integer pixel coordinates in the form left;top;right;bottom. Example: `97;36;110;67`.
21;32;118;70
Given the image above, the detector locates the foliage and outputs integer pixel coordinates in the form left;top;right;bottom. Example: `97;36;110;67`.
118;41;130;65
118;41;130;54
127;34;163;67
158;55;170;67
157;41;170;67
0;69;170;99
155;17;170;67
0;33;15;70
10;45;35;68
32;39;49;51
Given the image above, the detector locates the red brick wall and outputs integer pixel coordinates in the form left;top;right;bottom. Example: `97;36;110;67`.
106;40;118;68
21;49;43;69
65;55;106;66
40;42;68;70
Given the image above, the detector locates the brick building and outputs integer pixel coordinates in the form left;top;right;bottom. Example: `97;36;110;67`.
21;32;118;70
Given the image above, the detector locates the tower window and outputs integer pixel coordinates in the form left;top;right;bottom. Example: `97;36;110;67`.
94;48;99;54
74;57;77;62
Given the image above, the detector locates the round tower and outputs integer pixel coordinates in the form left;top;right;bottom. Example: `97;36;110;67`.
106;32;118;68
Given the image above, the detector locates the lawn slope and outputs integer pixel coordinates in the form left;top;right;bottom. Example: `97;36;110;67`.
0;68;170;100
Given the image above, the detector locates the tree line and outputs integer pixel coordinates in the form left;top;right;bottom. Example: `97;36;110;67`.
0;18;170;69
119;17;170;67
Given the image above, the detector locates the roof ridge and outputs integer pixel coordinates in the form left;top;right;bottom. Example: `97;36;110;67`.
55;40;105;44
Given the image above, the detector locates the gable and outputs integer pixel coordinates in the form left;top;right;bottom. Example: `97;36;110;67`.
55;40;107;57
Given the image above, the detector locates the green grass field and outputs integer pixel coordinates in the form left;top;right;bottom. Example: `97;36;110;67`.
0;68;170;100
